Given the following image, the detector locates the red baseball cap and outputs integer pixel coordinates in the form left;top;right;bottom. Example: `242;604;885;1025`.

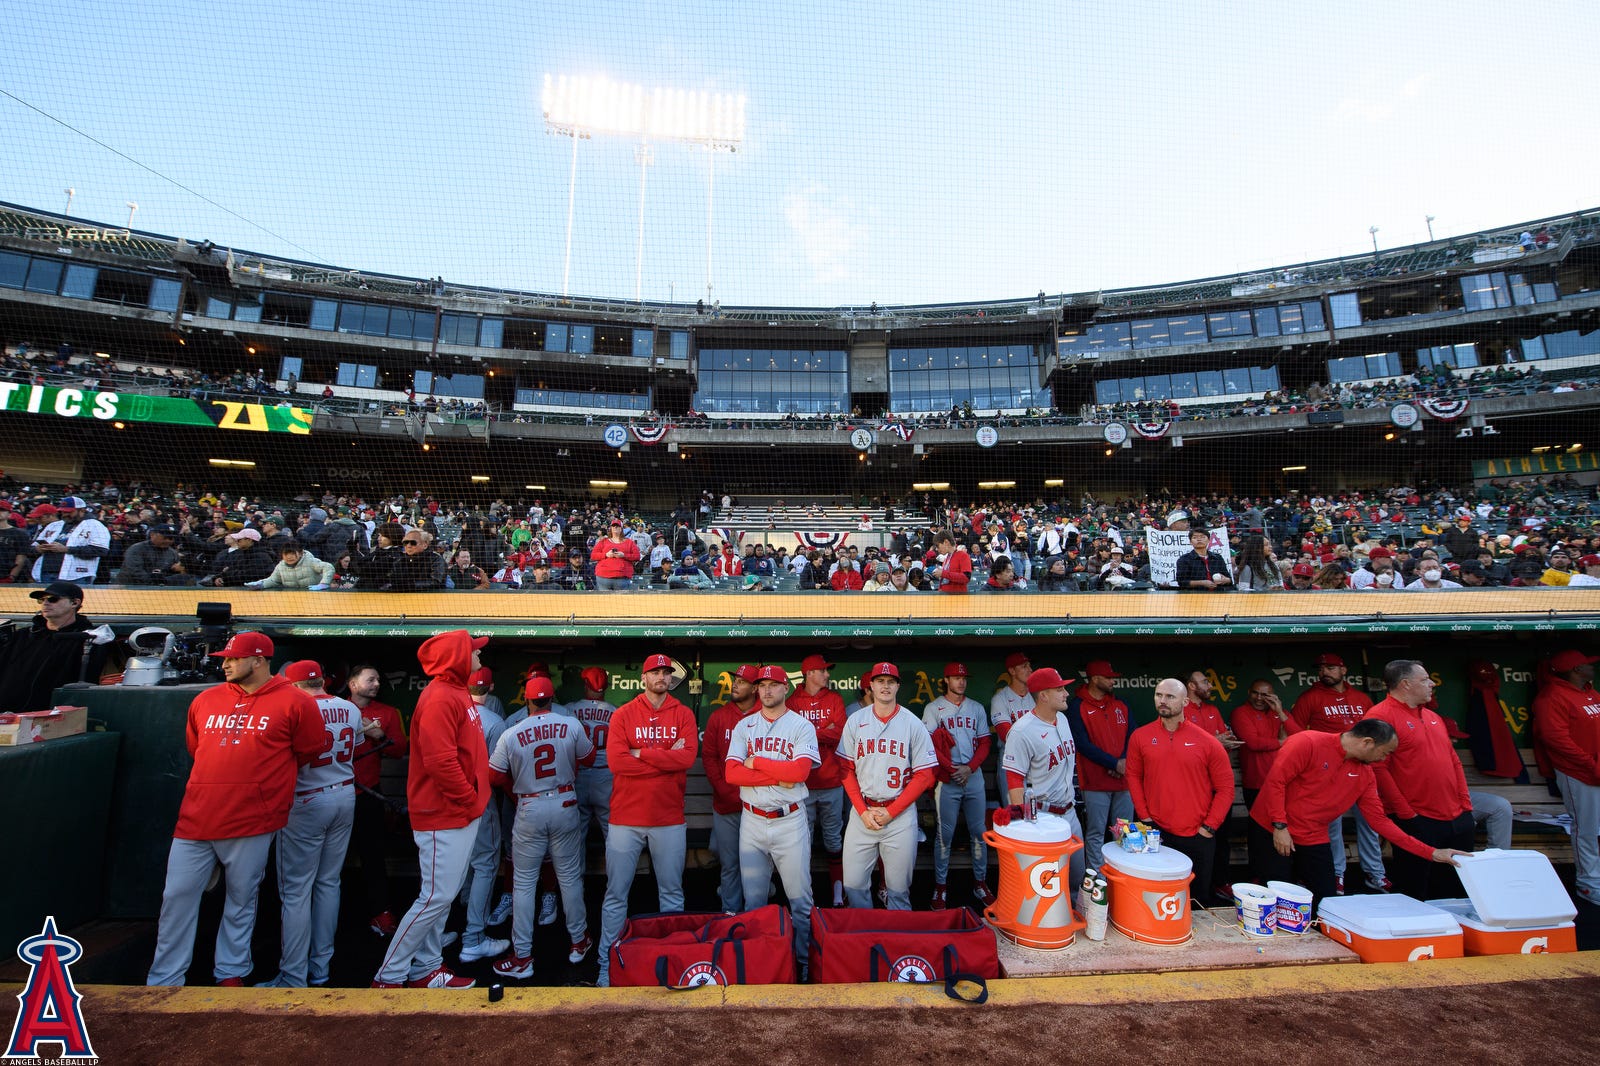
524;676;555;702
525;661;552;679
211;631;274;659
1083;660;1119;679
282;660;322;683
943;662;968;678
580;666;608;692
1367;546;1392;560
733;664;761;683
1291;562;1315;577
800;654;833;673
1027;667;1069;694
1314;653;1345;668
756;665;789;684
642;653;675;672
1549;650;1599;672
864;661;899;681
468;667;493;687
1004;652;1031;670
1579;554;1600;568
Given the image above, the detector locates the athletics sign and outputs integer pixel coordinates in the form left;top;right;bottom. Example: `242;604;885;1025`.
0;383;313;434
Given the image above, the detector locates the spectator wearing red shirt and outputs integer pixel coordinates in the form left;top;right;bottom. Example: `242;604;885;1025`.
1531;650;1600;905
1066;660;1133;876
702;664;761;911
932;532;972;593
589;520;641;590
1231;680;1301;881
346;664;410;939
1364;659;1474;900
1291;653;1383;893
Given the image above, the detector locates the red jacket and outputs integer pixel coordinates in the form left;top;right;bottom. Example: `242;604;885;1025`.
352;697;408;791
702;700;759;814
178;675;324;840
1249;731;1435;859
1183;700;1228;737
1532;678;1600;787
590;535;640;579
1291;682;1372;733
608;691;698;826
787;685;847;789
1364;696;1472;821
406;630;491;831
938;548;972;593
1231;703;1303;790
829;568;865;591
1126;720;1233;837
1067;690;1131;793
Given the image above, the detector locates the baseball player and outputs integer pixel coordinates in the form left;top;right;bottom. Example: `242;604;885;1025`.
258;660;361;988
346;664;409;939
1291;652;1384;893
703;664;762;911
787;654;849;907
468;667;505;719
568;666;617;854
596;653;699;987
456;667;510;964
373;630;490;989
837;662;936;910
489;675;597;979
1065;660;1133;877
725;665;821;972
921;662;992;909
502;661;570;925
1001;667;1086;894
147;632;323;987
990;652;1035;805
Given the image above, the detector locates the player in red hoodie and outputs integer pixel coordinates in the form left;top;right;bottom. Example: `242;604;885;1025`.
373;629;490;989
147;632;323;986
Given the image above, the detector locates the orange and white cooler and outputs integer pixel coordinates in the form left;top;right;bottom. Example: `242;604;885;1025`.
1100;846;1194;945
1316;895;1463;962
1427;849;1578;956
982;812;1085;949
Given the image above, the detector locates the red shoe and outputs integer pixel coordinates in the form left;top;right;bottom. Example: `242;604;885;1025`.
972;884;996;908
370;979;403;988
216;977;244;988
930;885;948;910
493;954;534;980
568;935;593;964
369;911;398;937
406;966;474;989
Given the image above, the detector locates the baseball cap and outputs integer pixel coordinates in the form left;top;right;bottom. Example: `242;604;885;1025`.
1109;545;1125;554
1004;652;1031;670
1548;650;1599;672
30;580;84;602
682;549;697;560
524;676;555;702
642;653;675;672
282;660;323;683
1167;509;1188;523
943;662;969;678
800;654;833;673
580;666;609;692
309;507;328;520
148;524;177;536
1368;546;1392;560
864;661;899;681
469;635;489;651
26;504;58;521
1084;659;1119;679
733;664;761;683
609;518;623;527
756;664;789;684
230;527;261;543
1291;562;1315;577
1579;554;1600;568
1027;667;1069;694
58;496;87;510
525;660;552;679
1313;653;1345;668
211;631;274;659
468;667;493;687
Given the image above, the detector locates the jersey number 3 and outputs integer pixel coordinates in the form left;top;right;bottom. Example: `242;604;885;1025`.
310;727;356;769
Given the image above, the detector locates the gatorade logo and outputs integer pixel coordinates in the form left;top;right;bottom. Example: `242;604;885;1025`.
1520;936;1549;954
1028;860;1063;899
676;962;727;987
1142;890;1185;920
888;955;937;982
1407;945;1435;961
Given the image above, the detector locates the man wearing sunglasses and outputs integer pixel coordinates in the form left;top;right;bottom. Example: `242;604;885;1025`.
383;530;446;592
0;579;124;711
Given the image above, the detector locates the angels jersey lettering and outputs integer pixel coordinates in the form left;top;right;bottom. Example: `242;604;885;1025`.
726;710;821;809
297;694;362;791
491;712;595;793
1002;711;1078;808
838;706;936;799
922;696;990;765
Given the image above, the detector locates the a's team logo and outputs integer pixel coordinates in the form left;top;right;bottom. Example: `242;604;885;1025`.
1142;890;1186;921
888;955;937;982
676;962;728;987
6;917;97;1062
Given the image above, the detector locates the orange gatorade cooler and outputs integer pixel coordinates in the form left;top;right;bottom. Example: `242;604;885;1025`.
1316;895;1463;962
1100;846;1194;945
982;812;1085;949
1427;848;1579;956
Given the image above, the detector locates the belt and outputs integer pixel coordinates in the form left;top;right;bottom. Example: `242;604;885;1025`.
1042;803;1072;816
742;801;801;819
297;779;352;797
862;797;897;807
516;784;575;799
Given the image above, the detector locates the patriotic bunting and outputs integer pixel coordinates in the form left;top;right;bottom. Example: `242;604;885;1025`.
1132;421;1172;440
795;531;851;550
630;422;671;445
1418;397;1470;422
708;527;743;547
879;422;915;442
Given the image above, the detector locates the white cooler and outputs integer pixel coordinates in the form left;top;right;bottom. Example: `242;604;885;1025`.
1316;895;1463;963
1427;849;1578;955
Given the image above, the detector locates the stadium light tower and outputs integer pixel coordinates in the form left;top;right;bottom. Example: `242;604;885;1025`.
635;143;654;302
126;201;139;228
1368;225;1379;256
63;188;74;216
1426;215;1436;241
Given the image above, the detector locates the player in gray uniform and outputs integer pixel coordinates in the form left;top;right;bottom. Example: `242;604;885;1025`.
567;667;617;858
1000;667;1086;893
990;653;1034;807
922;662;993;909
725;665;821;971
259;660;361;987
499;662;569;926
457;669;509;964
837;662;937;910
489;675;596;979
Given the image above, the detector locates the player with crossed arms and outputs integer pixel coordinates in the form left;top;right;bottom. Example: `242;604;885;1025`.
259;660;361;987
489;674;596;979
837;661;936;910
725;665;821;974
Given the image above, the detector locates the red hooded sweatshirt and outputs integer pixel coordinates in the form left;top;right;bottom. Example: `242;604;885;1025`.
177;674;324;840
407;630;491;831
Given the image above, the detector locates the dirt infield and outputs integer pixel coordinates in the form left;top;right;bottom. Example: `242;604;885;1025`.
66;956;1600;1066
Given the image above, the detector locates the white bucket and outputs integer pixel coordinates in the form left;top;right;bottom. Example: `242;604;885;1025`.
1268;880;1313;934
1234;882;1277;938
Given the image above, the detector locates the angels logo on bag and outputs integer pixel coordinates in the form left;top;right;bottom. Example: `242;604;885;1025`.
676;962;728;987
887;955;938;982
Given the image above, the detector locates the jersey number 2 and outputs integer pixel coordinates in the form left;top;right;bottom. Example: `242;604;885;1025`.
531;743;557;779
310;727;356;769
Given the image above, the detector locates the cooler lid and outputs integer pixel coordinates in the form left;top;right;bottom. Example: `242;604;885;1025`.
1451;849;1577;927
1102;844;1193;880
991;811;1076;844
1316;894;1461;938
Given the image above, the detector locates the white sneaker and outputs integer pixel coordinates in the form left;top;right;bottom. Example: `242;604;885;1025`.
492;954;534;980
538;891;558;926
489;893;514;925
458;936;510;963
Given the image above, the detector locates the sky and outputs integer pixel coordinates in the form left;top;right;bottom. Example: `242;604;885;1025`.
2;1;1596;308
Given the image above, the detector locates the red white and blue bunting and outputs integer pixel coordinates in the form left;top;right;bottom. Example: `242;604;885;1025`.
1418;397;1470;422
707;527;743;547
795;531;851;550
1131;421;1172;440
629;422;671;445
879;422;915;442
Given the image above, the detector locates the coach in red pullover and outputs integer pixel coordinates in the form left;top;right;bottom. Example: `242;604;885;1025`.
1250;721;1462;906
596;653;699;986
1230;681;1302;881
374;629;490;990
1291;652;1384;893
702;664;761;911
1126;678;1234;903
1066;661;1133;876
788;654;849;906
148;632;323;986
1532;650;1600;904
1364;659;1474;900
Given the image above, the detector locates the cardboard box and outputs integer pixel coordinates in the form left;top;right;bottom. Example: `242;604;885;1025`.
0;705;88;746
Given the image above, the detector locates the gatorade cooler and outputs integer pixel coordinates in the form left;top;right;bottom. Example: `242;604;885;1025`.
982;813;1085;949
1427;849;1579;956
1316;895;1463;962
1100;846;1194;945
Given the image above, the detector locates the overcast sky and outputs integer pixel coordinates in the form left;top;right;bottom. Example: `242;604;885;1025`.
3;1;1595;307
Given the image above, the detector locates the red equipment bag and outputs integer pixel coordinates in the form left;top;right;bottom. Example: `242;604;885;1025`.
608;904;796;987
809;907;999;999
